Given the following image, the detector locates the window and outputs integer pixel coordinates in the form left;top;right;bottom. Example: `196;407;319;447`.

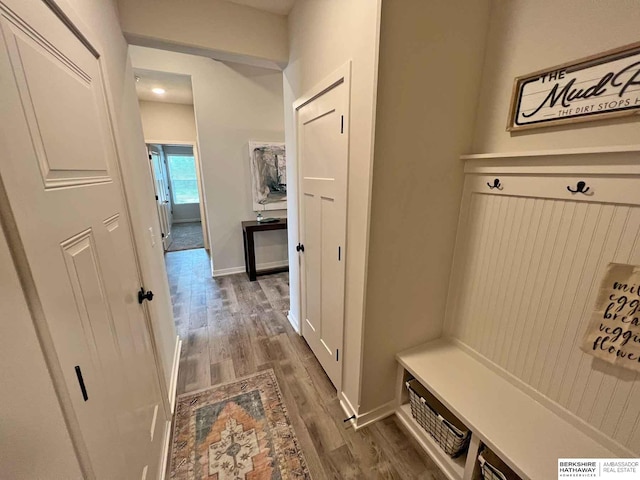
167;155;199;204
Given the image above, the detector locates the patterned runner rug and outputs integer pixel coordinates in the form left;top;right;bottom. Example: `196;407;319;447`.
170;369;311;479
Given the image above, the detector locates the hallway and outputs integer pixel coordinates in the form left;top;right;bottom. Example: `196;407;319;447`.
166;248;446;479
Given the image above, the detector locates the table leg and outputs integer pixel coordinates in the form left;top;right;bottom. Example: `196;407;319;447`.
243;229;249;274
246;229;257;281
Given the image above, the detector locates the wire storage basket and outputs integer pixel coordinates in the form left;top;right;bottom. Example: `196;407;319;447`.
478;447;521;480
405;378;470;457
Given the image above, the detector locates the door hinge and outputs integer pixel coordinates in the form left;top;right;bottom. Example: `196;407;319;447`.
161;232;165;238
340;115;344;134
75;366;88;401
336;349;339;361
148;154;152;160
338;246;341;261
296;243;304;253
155;195;158;200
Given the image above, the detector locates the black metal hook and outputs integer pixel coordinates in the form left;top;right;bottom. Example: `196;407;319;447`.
487;178;502;190
567;181;590;194
138;287;154;304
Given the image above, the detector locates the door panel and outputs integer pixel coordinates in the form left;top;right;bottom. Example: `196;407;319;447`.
0;1;162;478
4;11;110;188
149;145;172;250
297;80;348;389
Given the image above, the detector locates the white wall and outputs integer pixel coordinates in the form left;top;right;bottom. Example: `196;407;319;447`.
359;0;492;413
130;46;288;274
63;0;178;408
117;0;288;69
284;0;382;411
472;0;640;154
139;101;197;143
0;223;83;479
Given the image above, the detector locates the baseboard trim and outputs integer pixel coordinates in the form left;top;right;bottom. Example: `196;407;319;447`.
172;218;201;224
339;392;395;430
158;420;172;480
168;336;181;414
287;310;300;333
354;401;395;430
339;391;358;428
213;261;289;278
257;260;288;270
213;266;245;277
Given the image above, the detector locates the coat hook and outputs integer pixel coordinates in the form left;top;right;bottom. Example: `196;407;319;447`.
487;178;502;190
567;181;590;194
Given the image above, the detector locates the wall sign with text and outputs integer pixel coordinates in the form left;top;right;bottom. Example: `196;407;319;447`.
581;263;640;373
507;42;640;131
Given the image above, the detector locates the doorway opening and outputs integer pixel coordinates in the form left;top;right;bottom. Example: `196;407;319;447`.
147;143;207;252
133;67;210;255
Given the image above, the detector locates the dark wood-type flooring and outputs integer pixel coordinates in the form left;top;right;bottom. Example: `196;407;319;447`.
167;248;446;479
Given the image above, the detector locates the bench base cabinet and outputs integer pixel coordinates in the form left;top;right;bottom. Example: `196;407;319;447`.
395;339;617;480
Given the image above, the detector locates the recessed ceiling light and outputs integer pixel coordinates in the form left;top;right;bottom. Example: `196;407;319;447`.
152;88;165;95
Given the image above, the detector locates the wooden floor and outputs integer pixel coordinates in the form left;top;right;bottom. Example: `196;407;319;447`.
167;248;446;479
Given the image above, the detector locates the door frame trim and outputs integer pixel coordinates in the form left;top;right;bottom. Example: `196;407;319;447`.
292;61;352;393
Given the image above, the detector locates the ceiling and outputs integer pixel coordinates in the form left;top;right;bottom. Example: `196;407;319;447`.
224;0;295;16
134;68;194;105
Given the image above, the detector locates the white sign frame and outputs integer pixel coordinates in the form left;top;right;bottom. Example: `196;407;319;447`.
507;41;640;131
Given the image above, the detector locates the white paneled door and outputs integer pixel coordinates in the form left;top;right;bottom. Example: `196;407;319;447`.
0;1;163;478
148;144;172;250
296;70;349;389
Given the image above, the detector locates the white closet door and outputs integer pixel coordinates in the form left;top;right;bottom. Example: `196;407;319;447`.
0;1;163;477
149;144;172;250
297;76;349;389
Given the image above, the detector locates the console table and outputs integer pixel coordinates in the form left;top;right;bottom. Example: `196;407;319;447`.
241;219;288;281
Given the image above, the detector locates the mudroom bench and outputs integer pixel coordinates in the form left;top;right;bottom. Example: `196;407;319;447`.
395;339;616;480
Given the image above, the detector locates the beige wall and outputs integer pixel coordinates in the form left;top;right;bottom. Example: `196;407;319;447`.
360;0;492;412
65;0;178;407
473;0;640;154
0;223;83;479
130;46;287;274
284;0;382;410
139;101;197;143
117;0;288;69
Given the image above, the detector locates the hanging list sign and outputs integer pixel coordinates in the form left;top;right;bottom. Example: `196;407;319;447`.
582;263;640;373
507;42;640;131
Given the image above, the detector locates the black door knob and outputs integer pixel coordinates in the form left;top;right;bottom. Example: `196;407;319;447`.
138;288;154;304
296;243;305;252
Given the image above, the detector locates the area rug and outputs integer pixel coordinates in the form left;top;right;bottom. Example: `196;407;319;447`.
170;369;311;479
167;222;205;252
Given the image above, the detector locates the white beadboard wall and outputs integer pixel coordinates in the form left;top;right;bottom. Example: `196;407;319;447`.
445;160;640;455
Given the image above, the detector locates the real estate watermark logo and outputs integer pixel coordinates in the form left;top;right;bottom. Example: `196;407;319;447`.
558;459;639;479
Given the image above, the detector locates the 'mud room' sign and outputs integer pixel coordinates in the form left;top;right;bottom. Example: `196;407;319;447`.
507;42;640;131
